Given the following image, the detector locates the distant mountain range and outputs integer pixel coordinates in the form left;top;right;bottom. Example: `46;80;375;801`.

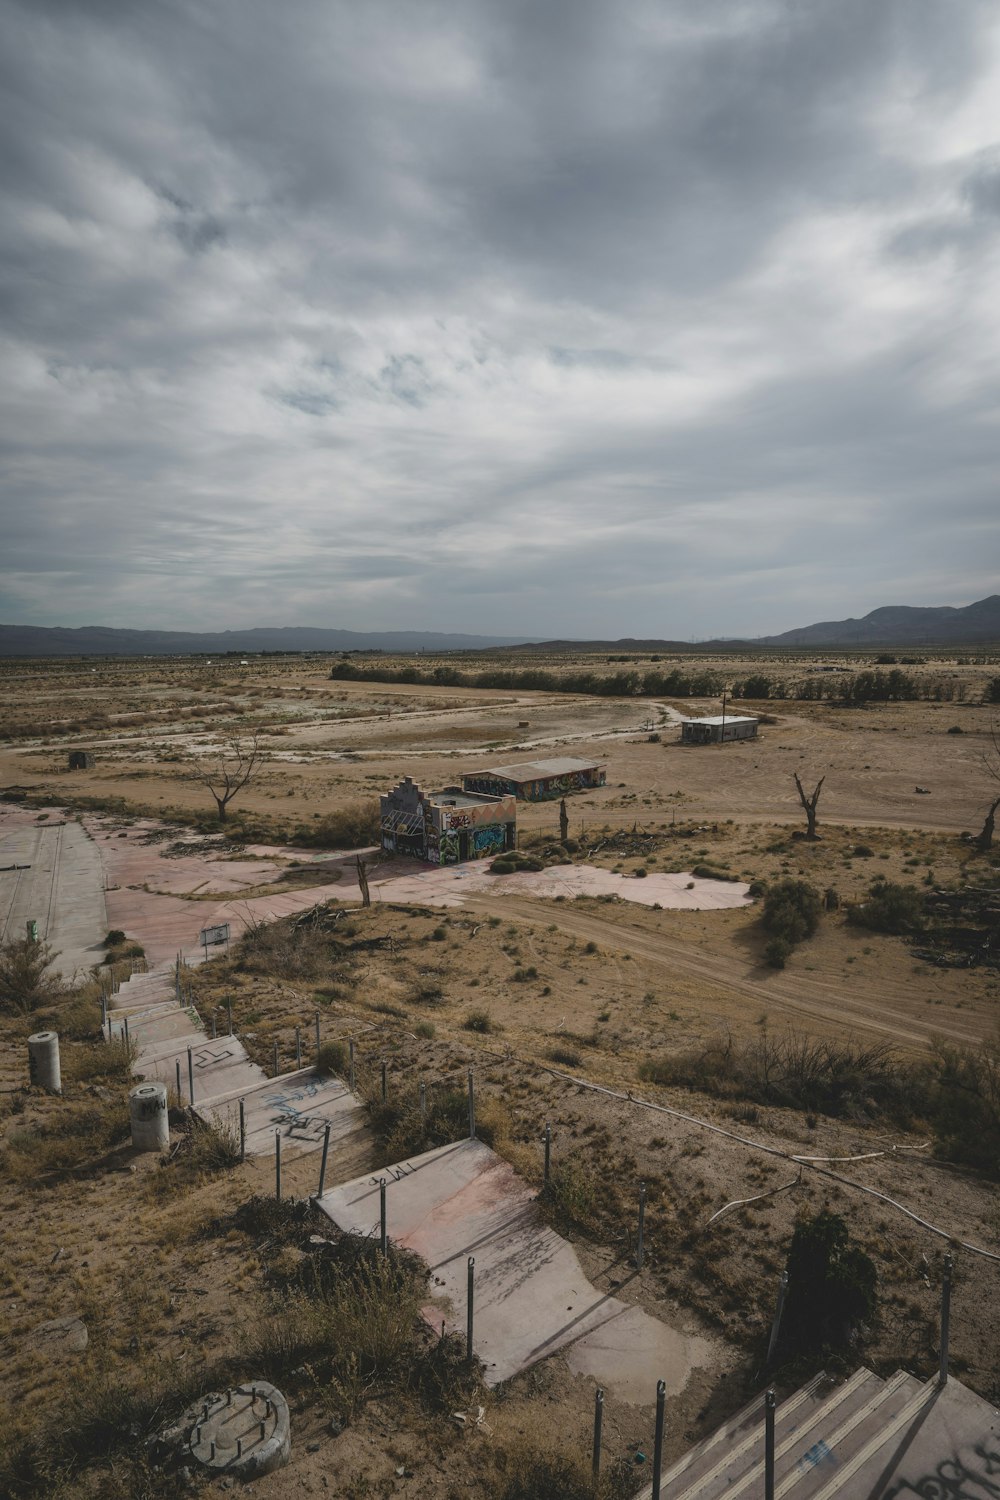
1;595;997;658
0;624;534;657
755;594;1000;647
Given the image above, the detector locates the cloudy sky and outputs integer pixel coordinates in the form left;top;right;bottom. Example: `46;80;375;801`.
2;0;998;640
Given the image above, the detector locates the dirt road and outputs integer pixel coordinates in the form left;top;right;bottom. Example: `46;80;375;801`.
470;894;989;1051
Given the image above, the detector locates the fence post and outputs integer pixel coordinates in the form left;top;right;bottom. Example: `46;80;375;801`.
381;1060;387;1104
467;1256;475;1362
211;1012;217;1040
764;1389;776;1500
295;1027;302;1070
419;1081;427;1124
349;1039;356;1092
275;1131;281;1201
187;1046;195;1106
652;1378;666;1500
636;1181;647;1270
939;1254;953;1386
544;1122;551;1189
317;1121;331;1198
592;1387;604;1490
380;1179;388;1256
468;1069;475;1139
314;1011;320;1057
227;995;233;1036
175;1058;182;1101
272;1040;279;1077
766;1271;789;1367
239;1098;246;1164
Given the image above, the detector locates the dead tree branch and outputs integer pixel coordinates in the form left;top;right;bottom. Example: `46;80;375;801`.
187;734;263;824
793;772;825;839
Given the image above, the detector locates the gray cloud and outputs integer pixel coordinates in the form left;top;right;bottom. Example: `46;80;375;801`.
1;0;998;638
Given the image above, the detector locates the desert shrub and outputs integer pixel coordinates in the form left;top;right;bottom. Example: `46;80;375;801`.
0;1098;127;1180
764;936;791;969
414;1020;436;1039
760;879;821;963
490;1441;633;1500
946;724;964;734
64;1037;135;1086
927;1036;1000;1176
103;929;126;947
235;918;331;980
546;1158;599;1232
463;1008;497;1034
852;844;874;858
781;1211;877;1352
692;863;738;882
490;852;544;874
0;938;63;1016
546;1046;582;1068
289;799;380;849
847;880;925;934
823;886;840;910
185;1116;242;1172
317;1040;348;1075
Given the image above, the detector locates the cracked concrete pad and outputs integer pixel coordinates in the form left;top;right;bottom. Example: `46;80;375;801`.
319;1139;712;1395
196;1068;372;1162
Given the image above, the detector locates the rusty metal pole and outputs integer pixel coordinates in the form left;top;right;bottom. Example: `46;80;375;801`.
275;1131;281;1201
544;1122;551;1189
764;1389;776;1500
592;1387;604;1491
227;995;233;1035
187;1046;195;1105
175;1058;182;1101
272;1040;279;1077
295;1027;301;1070
652;1378;666;1500
939;1254;953;1386
636;1181;647;1269
239;1098;246;1164
380;1178;387;1256
314;1011;320;1056
419;1081;426;1124
317;1121;331;1198
468;1068;475;1139
349;1038;356;1092
466;1256;475;1361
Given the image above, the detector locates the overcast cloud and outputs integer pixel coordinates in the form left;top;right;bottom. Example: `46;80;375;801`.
1;0;998;639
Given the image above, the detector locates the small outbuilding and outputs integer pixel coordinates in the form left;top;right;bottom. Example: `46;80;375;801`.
462;757;606;802
380;776;517;865
68;751;95;770
680;715;759;745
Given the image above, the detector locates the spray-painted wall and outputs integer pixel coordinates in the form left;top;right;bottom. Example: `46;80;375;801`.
463;767;605;802
380;778;516;864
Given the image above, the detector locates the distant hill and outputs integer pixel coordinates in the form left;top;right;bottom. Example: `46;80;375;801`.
0;624;536;657
757;595;1000;647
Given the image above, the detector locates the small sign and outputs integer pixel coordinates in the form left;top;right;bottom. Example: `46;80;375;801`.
198;923;230;948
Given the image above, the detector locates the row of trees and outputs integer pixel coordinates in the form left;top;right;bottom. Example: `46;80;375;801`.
329;659;996;705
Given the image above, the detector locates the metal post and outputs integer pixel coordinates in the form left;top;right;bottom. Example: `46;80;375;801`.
101;991;107;1029
272;1040;279;1077
123;1014;130;1049
187;1046;195;1106
544;1122;551;1188
349;1039;356;1091
766;1271;789;1367
652;1378;665;1500
381;1060;387;1104
275;1131;281;1201
419;1081;427;1124
227;995;233;1035
592;1387;604;1489
764;1389;776;1500
939;1254;953;1386
467;1256;475;1361
317;1121;331;1198
636;1181;647;1270
295;1027;301;1070
175;1058;182;1100
314;1011;321;1056
468;1068;475;1139
211;1012;217;1040
380;1178;387;1256
239;1098;246;1164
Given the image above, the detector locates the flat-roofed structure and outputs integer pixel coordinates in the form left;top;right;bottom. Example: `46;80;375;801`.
680;715;759;745
462;757;606;802
380;776;516;865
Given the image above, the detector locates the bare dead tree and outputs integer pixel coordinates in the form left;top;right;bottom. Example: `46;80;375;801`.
356;855;371;907
793;772;825;839
559;797;569;843
188;734;263;823
974;722;1000;851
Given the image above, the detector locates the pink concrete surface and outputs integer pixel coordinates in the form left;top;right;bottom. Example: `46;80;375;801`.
319;1139;715;1396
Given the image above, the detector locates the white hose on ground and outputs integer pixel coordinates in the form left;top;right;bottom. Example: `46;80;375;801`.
542;1068;1000;1265
706;1173;802;1226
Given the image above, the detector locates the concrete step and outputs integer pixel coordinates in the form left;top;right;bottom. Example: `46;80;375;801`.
114;1007;204;1053
768;1369;921;1498
648;1370;874;1500
196;1068;375;1164
804;1380;937;1500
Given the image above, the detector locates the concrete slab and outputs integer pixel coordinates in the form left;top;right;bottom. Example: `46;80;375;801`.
837;1376;1000;1500
0;818;107;979
318;1138;714;1396
196;1067;372;1163
135;1034;263;1103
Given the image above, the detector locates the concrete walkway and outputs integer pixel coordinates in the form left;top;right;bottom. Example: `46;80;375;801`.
318;1138;713;1396
0;818;108;980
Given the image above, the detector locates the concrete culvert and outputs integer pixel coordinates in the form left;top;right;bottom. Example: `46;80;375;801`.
28;1031;61;1094
129;1082;169;1152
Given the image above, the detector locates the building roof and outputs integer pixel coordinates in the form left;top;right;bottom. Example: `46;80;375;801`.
680;715;759;727
471;757;603;781
426;788;507;808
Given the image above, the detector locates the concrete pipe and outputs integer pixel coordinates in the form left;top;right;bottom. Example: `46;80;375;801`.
28;1031;61;1095
130;1082;169;1153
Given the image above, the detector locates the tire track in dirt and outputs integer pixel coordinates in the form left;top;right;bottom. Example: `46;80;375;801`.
467;895;986;1051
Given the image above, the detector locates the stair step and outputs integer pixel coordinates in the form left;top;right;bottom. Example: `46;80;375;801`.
773;1370;921;1498
803;1380;935;1500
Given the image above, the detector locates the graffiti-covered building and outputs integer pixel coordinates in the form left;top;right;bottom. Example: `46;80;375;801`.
462;757;606;802
380;776;517;865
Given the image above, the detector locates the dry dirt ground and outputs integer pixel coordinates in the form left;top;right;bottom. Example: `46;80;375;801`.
1;653;999;1497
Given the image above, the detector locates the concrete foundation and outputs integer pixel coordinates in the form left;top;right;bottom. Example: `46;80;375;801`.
28;1031;61;1094
161;1381;290;1479
129;1082;169;1152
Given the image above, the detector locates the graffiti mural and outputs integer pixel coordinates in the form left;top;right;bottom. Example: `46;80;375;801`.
438;830;460;865
472;825;506;857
